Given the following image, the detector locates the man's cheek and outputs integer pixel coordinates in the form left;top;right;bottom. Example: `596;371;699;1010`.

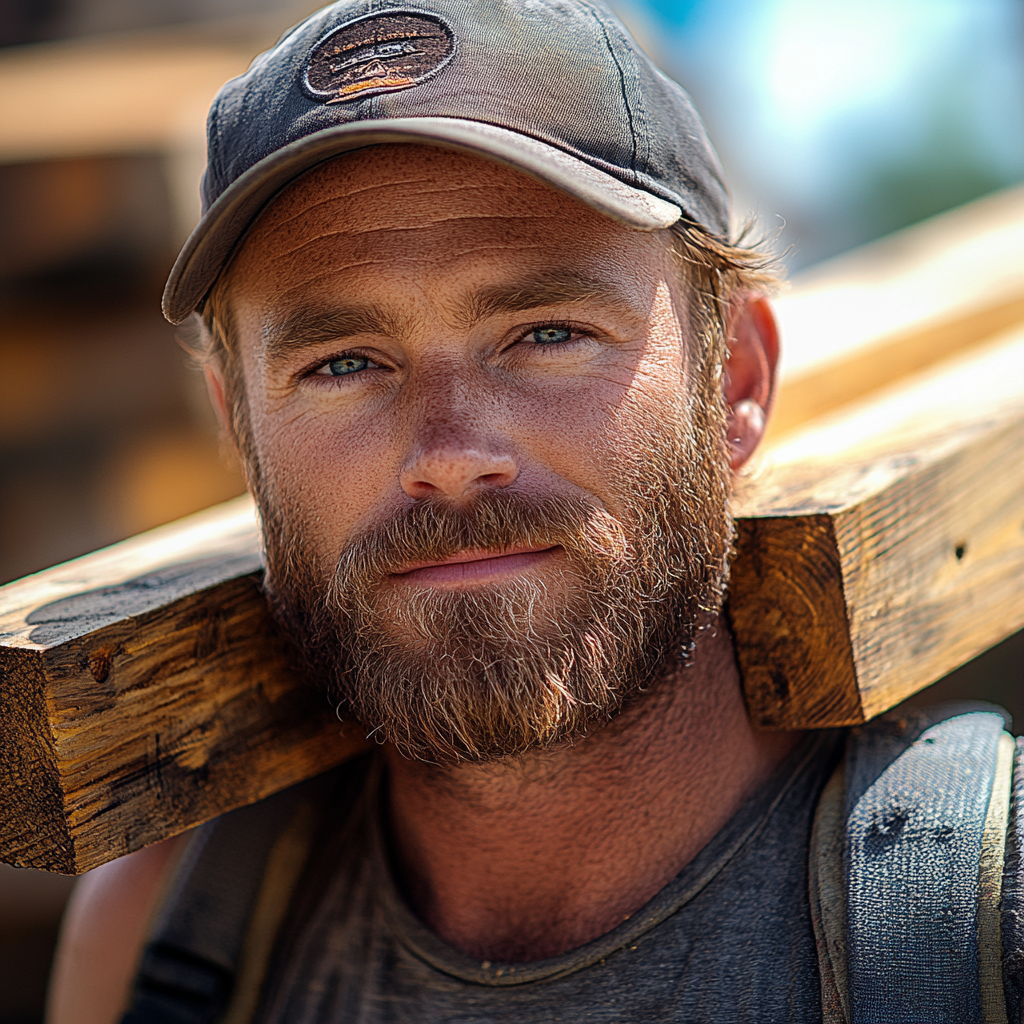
505;389;614;493
278;429;397;549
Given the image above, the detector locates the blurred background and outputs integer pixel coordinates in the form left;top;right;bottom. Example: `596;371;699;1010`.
1;1;1023;1021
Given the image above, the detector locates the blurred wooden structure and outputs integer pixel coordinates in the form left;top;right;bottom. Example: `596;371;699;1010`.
0;34;256;165
0;32;258;585
1;184;1023;873
0;27;270;244
769;184;1024;435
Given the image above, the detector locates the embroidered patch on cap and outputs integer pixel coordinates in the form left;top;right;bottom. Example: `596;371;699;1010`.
304;10;455;104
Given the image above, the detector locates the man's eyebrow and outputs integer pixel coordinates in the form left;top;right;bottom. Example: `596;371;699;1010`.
463;271;632;325
261;304;397;360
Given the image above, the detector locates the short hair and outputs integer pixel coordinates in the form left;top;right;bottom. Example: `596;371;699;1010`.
665;218;781;360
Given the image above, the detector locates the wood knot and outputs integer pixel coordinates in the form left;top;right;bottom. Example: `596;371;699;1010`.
89;652;112;683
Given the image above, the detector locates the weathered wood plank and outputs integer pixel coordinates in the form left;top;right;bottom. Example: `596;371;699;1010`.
732;325;1024;728
0;498;260;648
1;503;369;873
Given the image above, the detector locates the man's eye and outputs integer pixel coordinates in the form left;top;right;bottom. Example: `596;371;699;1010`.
531;327;573;345
317;355;374;376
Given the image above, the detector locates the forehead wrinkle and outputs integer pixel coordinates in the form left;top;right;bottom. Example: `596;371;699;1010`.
265;176;547;234
259;213;563;265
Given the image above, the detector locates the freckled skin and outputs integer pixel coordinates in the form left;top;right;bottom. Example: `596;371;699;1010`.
48;145;798;1022
225;146;702;567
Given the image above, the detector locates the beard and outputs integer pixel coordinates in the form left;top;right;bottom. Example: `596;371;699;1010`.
251;379;732;767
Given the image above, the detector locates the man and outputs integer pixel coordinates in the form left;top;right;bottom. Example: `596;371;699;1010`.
45;2;1020;1022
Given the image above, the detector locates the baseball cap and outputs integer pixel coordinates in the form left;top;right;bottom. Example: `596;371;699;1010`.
162;0;730;324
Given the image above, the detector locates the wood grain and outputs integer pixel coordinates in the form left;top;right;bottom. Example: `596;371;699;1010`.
732;325;1024;728
728;515;861;730
1;502;369;873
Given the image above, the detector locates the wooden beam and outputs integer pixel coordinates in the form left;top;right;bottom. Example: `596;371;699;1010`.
3;324;1023;873
0;501;369;874
771;184;1024;438
732;325;1024;728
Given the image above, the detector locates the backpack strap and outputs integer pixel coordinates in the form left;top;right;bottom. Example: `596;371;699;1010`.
119;774;332;1024
811;702;1015;1024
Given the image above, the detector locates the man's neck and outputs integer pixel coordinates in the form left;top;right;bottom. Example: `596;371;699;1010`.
383;617;802;962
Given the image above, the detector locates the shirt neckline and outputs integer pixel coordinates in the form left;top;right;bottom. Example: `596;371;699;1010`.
368;730;838;987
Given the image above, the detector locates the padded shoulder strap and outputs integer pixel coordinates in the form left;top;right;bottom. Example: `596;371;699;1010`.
811;702;1015;1024
119;772;335;1024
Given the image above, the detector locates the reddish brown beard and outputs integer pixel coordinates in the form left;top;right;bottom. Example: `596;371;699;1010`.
254;383;733;766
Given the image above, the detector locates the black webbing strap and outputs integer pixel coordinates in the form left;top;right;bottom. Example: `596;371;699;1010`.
120;785;309;1024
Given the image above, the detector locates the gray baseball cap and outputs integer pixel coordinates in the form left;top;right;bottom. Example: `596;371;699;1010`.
162;0;730;323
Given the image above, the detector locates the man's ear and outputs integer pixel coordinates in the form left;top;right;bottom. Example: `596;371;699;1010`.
204;362;232;436
722;296;779;470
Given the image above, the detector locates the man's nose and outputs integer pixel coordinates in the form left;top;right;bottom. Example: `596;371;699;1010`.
399;429;519;500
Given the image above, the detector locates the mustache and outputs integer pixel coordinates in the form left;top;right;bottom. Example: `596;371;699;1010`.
330;489;631;594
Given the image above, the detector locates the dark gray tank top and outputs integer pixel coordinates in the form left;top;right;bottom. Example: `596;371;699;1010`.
254;733;841;1023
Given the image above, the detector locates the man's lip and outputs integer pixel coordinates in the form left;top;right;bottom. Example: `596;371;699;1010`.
389;546;560;584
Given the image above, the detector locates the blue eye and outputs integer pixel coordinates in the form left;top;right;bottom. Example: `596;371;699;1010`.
532;327;572;345
322;355;371;376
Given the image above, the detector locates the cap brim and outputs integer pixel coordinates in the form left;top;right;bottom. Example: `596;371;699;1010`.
162;117;682;323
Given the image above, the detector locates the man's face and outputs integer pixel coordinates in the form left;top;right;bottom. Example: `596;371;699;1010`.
216;145;732;765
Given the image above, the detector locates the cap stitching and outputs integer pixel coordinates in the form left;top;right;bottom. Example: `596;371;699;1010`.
594;6;650;173
579;1;639;178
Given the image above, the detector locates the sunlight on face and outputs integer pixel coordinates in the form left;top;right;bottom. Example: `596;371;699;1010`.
219;145;732;763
